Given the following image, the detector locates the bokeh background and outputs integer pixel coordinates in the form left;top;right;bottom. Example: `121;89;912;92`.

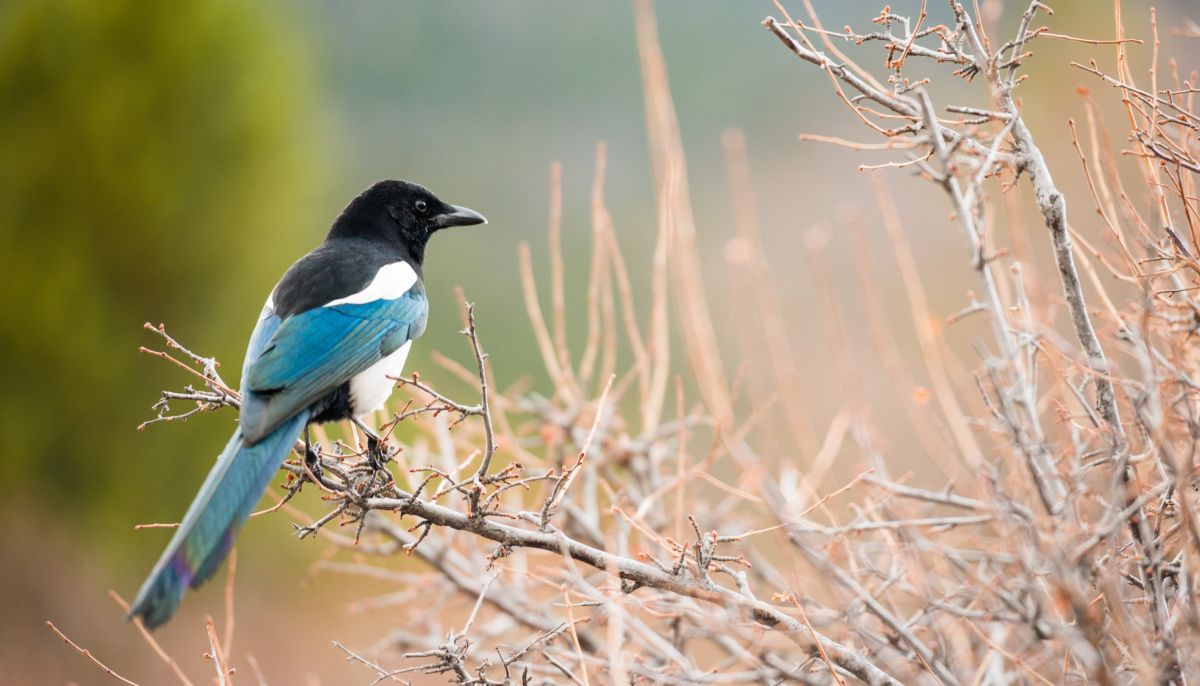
0;1;1193;683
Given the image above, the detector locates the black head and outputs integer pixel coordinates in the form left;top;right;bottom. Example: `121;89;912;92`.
327;180;487;263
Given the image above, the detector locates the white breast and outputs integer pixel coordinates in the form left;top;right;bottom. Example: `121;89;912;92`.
350;340;412;416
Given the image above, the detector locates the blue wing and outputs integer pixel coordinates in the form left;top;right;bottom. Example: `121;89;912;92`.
239;287;428;444
241;299;283;387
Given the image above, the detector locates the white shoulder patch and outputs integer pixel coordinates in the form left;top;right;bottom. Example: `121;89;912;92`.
324;261;418;307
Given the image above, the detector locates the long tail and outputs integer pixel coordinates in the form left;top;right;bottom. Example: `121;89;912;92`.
129;411;309;629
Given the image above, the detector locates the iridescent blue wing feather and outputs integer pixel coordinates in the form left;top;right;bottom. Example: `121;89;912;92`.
240;290;428;443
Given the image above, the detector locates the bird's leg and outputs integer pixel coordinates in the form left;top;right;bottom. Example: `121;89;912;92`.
303;425;323;480
351;417;387;471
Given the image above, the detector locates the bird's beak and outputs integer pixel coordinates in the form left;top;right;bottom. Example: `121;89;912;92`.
432;205;487;229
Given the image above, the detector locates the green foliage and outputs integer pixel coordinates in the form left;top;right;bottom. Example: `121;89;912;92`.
0;0;324;545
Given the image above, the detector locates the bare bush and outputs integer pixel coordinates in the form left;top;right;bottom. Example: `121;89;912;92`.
50;1;1200;684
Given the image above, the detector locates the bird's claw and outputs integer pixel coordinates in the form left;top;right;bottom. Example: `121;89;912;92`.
304;441;324;481
365;434;389;472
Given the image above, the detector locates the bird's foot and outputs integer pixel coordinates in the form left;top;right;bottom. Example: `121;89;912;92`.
304;441;324;481
365;434;388;472
352;418;390;473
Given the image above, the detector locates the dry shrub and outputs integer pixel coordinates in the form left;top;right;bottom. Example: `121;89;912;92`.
52;1;1200;684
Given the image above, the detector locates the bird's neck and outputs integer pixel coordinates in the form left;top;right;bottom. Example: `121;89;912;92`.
323;236;425;284
404;239;428;266
326;211;428;267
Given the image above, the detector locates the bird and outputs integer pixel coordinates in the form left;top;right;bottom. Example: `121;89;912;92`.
129;180;486;629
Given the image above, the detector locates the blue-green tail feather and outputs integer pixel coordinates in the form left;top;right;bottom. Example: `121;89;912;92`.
129;411;308;629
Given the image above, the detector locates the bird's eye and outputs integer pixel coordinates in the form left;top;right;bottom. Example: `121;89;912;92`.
414;200;429;214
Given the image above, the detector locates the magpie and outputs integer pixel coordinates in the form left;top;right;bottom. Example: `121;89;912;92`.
129;180;486;629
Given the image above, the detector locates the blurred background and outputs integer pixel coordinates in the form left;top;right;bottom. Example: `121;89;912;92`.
0;0;1193;682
